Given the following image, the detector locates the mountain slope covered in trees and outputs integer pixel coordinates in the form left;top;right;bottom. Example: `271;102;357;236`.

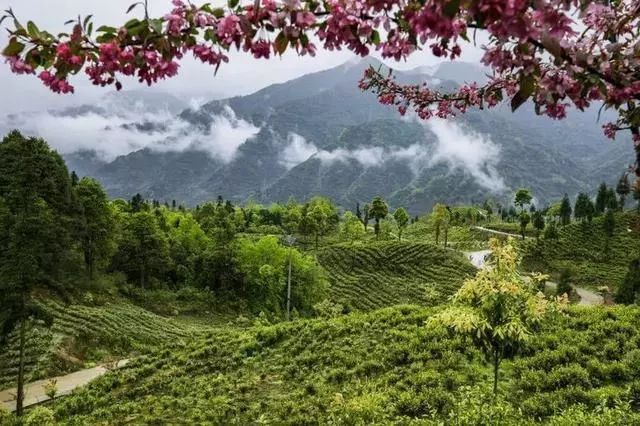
5;60;631;214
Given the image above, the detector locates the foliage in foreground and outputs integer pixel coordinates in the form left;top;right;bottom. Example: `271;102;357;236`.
42;304;640;424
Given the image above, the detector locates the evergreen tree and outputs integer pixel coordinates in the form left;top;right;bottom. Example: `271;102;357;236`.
574;193;595;223
603;209;616;259
130;193;144;213
606;187;618;211
532;211;545;240
362;203;371;230
616;173;631;211
519;212;531;239
616;260;640;304
559;194;572;226
0;131;75;416
76;177;116;280
595;182;608;215
544;221;559;240
70;170;79;186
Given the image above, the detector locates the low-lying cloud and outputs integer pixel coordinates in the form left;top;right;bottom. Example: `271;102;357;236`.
2;104;259;163
278;120;505;193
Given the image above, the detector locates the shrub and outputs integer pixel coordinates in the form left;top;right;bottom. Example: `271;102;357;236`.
25;407;56;426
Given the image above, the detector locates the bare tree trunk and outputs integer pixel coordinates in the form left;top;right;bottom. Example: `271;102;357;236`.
16;318;26;416
493;349;500;396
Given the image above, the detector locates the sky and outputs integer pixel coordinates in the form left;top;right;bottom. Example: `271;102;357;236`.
0;0;486;115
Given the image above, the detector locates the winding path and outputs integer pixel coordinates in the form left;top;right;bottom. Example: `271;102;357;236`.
0;360;129;412
472;226;523;239
464;250;603;306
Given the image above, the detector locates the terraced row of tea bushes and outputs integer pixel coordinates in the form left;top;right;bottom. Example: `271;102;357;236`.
50;305;640;424
317;242;476;311
0;300;195;390
521;212;640;289
403;222;491;250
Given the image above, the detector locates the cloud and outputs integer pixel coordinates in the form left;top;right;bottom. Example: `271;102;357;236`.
2;104;259;163
278;119;505;193
425;119;506;192
280;133;318;169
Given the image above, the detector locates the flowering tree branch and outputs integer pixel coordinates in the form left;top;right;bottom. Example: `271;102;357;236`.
2;0;640;173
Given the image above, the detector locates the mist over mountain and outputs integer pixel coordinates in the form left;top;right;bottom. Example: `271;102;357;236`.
2;59;632;213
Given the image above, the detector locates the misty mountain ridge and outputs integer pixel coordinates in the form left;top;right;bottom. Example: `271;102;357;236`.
2;58;632;214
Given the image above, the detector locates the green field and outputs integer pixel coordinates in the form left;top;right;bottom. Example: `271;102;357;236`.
521;212;640;289
45;304;640;424
317;242;476;311
0;300;198;391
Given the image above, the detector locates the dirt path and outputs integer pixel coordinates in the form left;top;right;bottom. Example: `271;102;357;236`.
464;250;603;307
473;226;523;239
0;360;129;412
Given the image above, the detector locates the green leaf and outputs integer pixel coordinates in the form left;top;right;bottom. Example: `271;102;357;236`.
87;22;94;36
83;15;93;30
97;25;117;33
370;30;380;46
96;33;117;43
151;19;163;34
2;38;25;57
228;0;239;9
274;31;287;55
27;21;40;38
126;2;141;14
212;8;225;18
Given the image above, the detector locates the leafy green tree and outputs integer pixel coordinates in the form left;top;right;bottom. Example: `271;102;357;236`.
574;193;595;224
559;193;572;226
617;173;631;211
340;211;365;244
112;212;170;288
282;198;302;235
616;260;640;305
393;207;410;241
362;203;370;230
369;196;389;240
237;236;327;315
76;177;116;280
532;211;545;240
595;183;609;215
432;239;563;395
514;188;532;213
606;187;619;211
432;203;450;246
0;131;74;416
518;212;530;239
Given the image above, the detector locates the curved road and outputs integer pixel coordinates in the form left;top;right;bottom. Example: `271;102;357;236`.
464;249;603;306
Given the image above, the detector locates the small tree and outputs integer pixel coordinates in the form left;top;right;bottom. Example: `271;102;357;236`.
616;260;640;305
519;212;530;240
514;188;532;213
595;183;608;216
393;207;410;241
340;211;365;244
369;196;388;240
574;193;595;224
532;211;545;240
544;221;559;240
559;194;572;226
617;173;631;211
362;203;371;230
431;239;564;395
432;203;450;247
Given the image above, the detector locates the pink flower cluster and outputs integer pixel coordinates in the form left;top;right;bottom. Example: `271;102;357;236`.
38;71;74;94
5;56;33;74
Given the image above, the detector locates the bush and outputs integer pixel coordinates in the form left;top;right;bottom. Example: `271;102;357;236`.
25;407;56;426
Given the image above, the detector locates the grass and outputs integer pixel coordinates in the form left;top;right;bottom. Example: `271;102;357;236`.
47;304;640;424
521;212;640;290
317;241;477;311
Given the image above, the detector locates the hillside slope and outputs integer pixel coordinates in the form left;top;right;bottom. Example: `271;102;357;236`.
521;212;640;289
0;300;196;391
318;242;476;311
51;305;640;424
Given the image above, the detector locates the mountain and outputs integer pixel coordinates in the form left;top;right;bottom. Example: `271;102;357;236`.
2;59;633;213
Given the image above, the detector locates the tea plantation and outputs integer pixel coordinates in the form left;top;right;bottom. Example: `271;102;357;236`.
318;242;476;311
0;300;195;391
521;212;640;289
45;305;640;425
